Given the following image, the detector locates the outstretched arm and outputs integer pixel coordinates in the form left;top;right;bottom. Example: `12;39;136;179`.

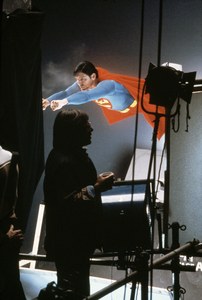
42;82;80;110
49;80;115;111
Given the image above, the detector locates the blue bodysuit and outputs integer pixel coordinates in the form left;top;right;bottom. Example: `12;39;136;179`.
47;80;135;111
46;66;165;138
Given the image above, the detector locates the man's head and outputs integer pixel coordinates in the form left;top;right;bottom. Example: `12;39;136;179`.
73;61;98;90
53;109;93;152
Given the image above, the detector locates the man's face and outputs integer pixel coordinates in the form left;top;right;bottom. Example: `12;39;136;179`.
75;72;97;90
79;120;93;146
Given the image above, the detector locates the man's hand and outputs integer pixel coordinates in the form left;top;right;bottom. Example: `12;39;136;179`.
42;98;50;110
94;172;115;194
6;225;24;240
50;99;68;111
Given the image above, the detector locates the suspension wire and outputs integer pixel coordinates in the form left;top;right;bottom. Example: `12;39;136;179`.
157;0;163;67
149;0;164;299
126;0;167;299
140;81;160;300
130;0;145;185
129;1;147;298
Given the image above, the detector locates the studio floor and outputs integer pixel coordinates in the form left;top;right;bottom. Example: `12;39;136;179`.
20;267;171;300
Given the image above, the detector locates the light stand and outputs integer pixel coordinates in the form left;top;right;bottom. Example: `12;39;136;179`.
140;63;197;300
95;64;198;300
117;250;150;300
129;251;150;300
142;62;197;245
167;222;187;300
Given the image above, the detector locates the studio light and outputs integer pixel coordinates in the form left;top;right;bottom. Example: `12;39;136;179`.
145;63;196;109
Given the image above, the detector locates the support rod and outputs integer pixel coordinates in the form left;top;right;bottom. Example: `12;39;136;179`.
84;241;199;300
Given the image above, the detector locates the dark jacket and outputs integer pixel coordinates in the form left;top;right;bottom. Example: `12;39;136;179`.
43;148;102;259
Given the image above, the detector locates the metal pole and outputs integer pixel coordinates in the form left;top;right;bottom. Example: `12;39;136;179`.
84;241;197;300
170;222;182;300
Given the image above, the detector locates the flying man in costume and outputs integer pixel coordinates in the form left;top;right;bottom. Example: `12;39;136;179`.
42;61;165;139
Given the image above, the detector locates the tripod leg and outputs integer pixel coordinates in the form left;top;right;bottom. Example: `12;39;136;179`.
130;280;137;300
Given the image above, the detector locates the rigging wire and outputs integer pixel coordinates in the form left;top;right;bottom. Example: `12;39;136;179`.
130;0;145;184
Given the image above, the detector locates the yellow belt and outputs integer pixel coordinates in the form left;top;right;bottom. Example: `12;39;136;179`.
120;99;137;113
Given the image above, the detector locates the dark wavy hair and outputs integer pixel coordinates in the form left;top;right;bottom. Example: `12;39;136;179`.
73;61;98;78
53;109;89;151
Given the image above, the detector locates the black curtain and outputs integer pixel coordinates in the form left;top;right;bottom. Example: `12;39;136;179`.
0;9;44;230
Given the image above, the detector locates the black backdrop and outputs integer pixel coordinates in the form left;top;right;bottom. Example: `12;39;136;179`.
0;9;44;230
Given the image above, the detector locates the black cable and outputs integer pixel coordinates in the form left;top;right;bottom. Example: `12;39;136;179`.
185;102;191;132
171;99;180;133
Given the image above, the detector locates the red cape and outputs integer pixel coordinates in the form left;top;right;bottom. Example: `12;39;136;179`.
97;67;165;139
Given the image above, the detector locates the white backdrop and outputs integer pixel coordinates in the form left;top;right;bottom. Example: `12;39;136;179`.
169;92;202;245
